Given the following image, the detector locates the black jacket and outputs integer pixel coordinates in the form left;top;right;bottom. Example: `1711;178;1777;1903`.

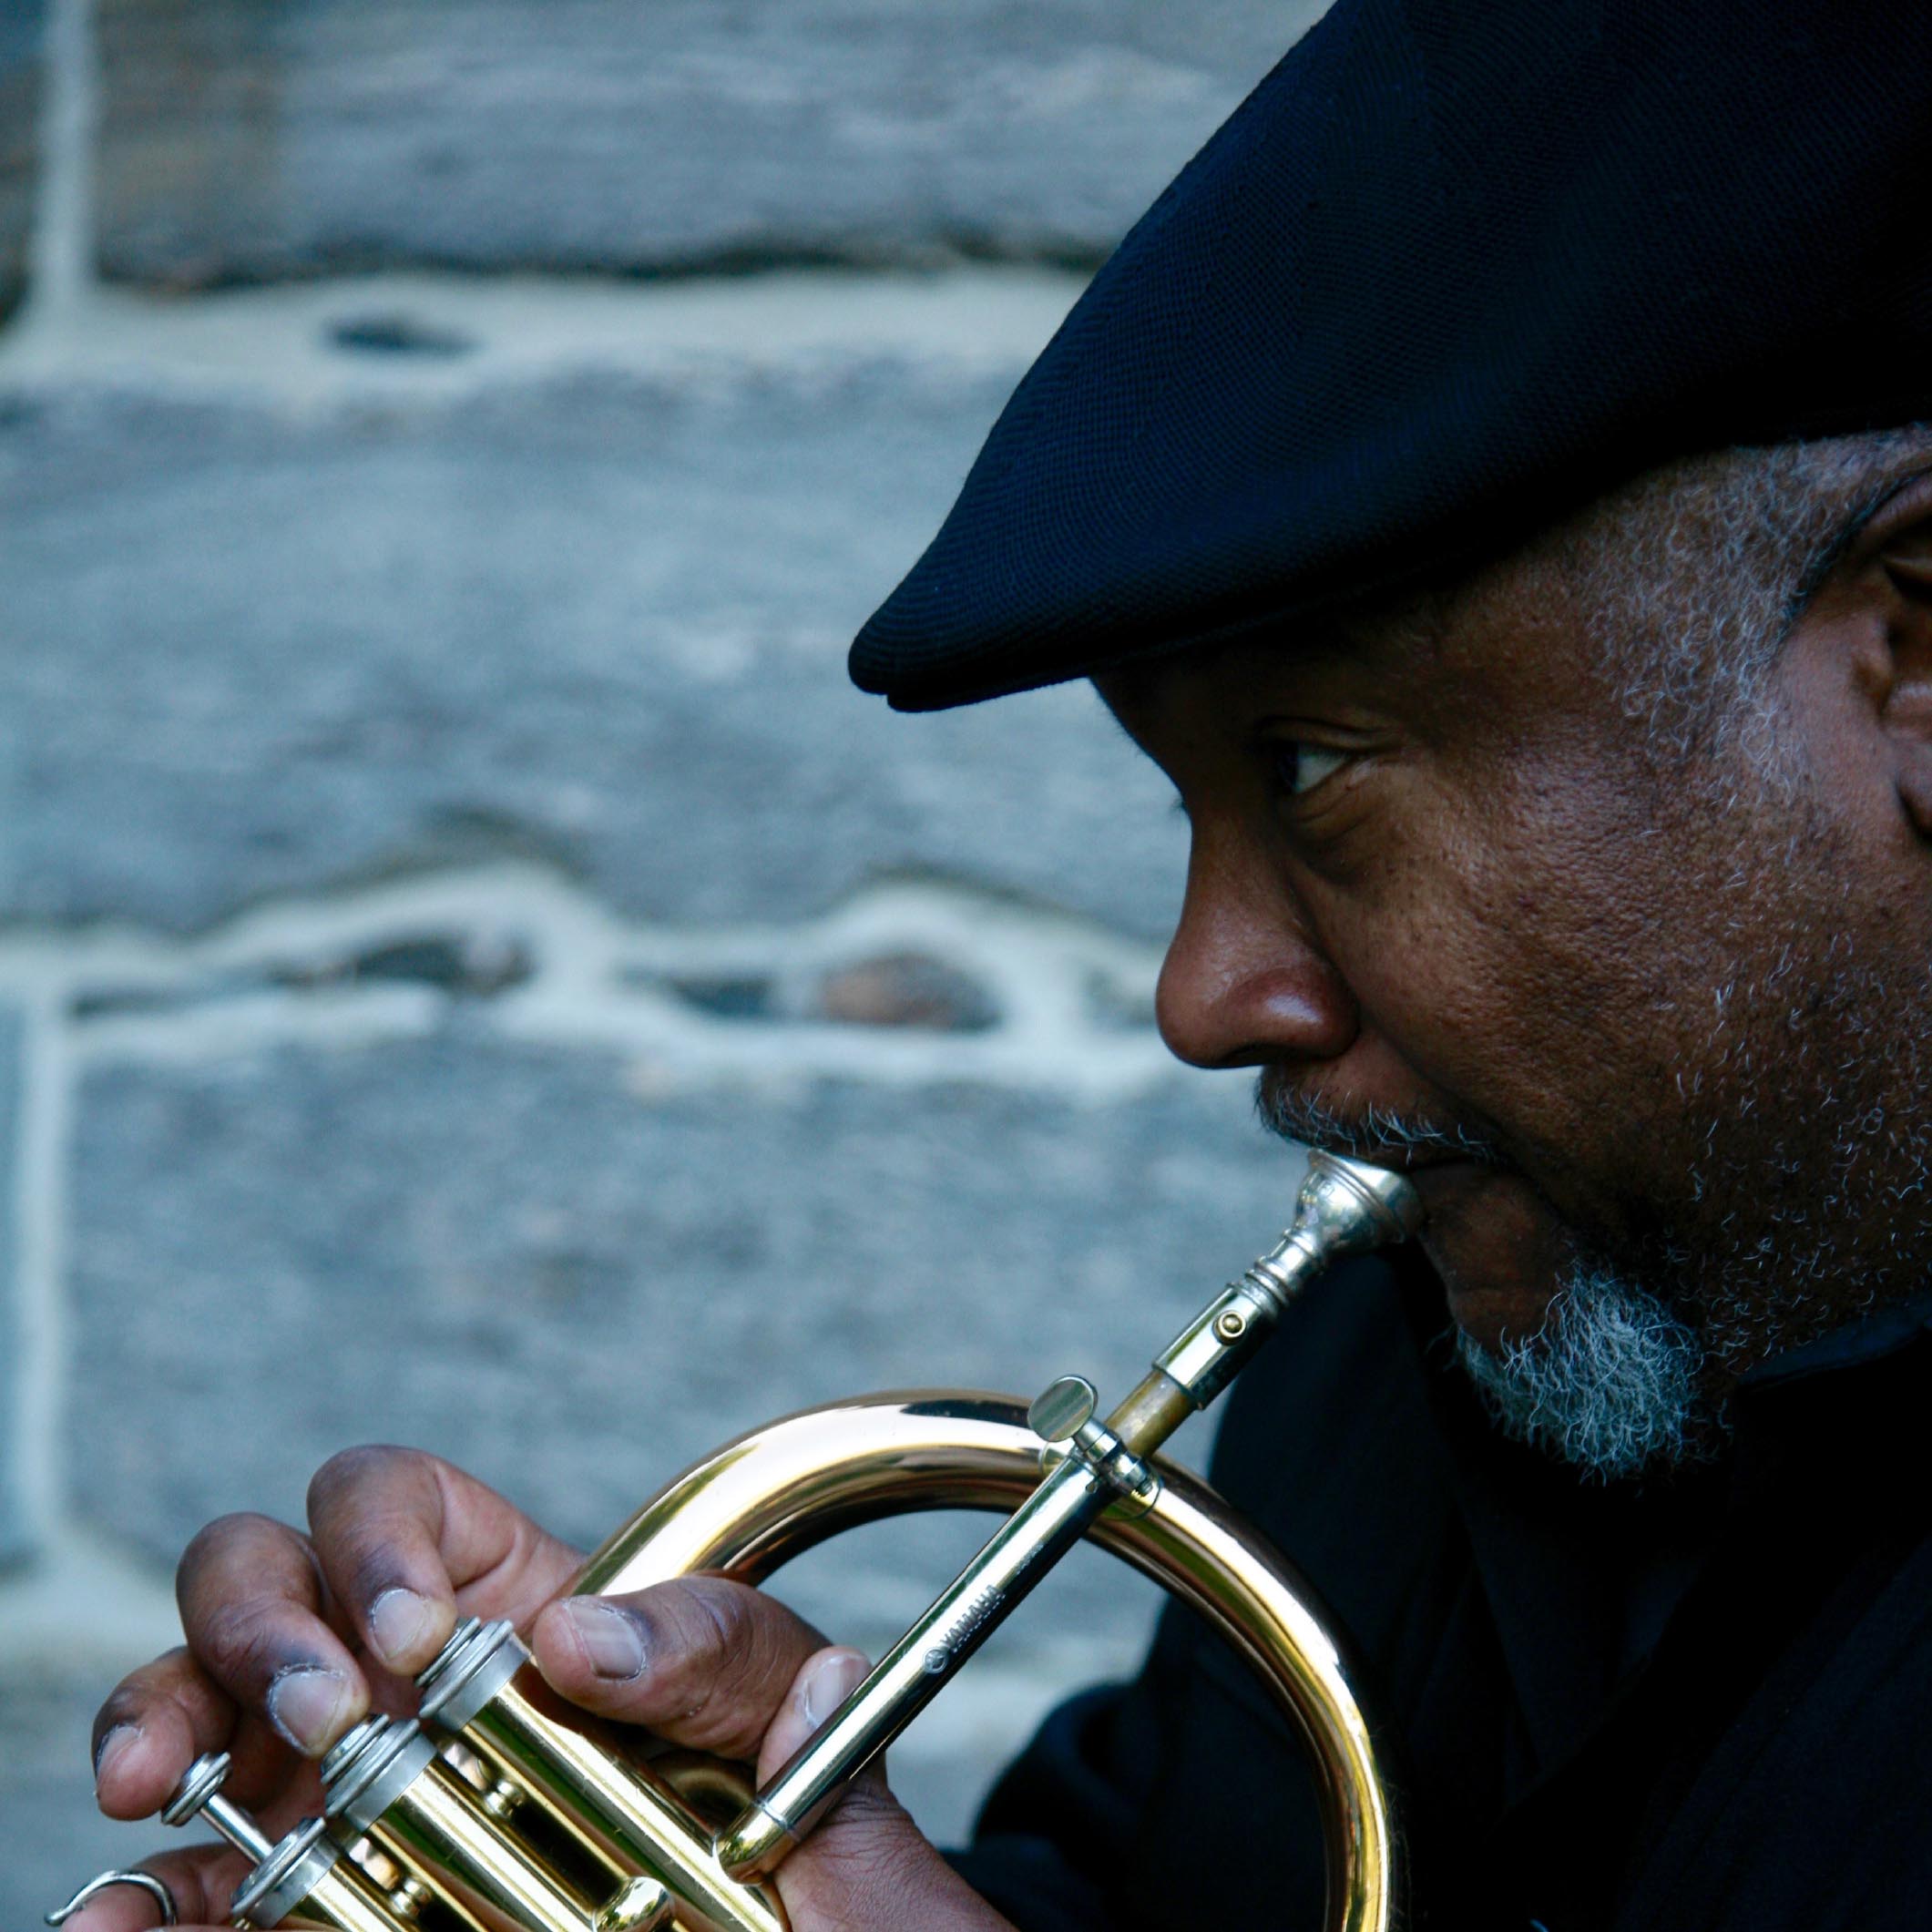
953;1253;1932;1930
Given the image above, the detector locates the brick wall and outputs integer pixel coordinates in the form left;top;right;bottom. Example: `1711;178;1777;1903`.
0;1;1329;1910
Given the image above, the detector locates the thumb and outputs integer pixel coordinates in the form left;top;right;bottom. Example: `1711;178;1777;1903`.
754;1646;872;1784
761;1650;1017;1931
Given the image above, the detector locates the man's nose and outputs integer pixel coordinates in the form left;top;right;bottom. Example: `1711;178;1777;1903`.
1154;828;1359;1070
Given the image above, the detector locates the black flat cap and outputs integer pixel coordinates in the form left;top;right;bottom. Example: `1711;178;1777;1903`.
851;0;1932;711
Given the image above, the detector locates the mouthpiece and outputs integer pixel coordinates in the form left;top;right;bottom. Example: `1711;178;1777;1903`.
1146;1150;1424;1416
1295;1150;1427;1253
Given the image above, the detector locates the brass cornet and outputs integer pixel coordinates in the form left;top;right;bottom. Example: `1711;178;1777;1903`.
53;1151;1422;1932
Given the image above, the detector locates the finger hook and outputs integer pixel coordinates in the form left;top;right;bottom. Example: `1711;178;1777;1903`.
46;1869;179;1927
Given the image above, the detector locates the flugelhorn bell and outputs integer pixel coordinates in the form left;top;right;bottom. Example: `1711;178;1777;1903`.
54;1151;1423;1932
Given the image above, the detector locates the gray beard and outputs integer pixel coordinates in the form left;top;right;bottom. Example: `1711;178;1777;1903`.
1451;1261;1708;1482
1254;1085;1716;1483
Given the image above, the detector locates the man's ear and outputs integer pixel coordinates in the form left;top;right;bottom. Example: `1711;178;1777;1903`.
1851;476;1932;835
1877;502;1932;834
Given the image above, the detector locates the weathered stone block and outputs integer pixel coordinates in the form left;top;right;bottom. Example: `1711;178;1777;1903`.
0;1002;27;1564
662;950;1003;1032
95;0;1322;287
68;1033;1299;1654
813;950;1000;1031
0;373;1190;941
0;3;38;326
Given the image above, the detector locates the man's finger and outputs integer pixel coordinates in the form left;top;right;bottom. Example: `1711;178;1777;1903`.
174;1512;370;1759
306;1445;582;1675
91;1649;238;1822
52;1843;248;1932
93;1645;331;1829
528;1576;828;1760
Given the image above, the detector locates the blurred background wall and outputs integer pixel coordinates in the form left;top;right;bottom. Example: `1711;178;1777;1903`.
0;0;1329;1911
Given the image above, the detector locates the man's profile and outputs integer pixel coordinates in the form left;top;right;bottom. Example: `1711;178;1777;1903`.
68;1;1932;1927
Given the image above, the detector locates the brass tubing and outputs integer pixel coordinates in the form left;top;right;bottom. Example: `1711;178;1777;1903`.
222;1812;443;1932
273;1866;424;1932
1102;1368;1195;1456
720;1262;1269;1873
1117;1486;1399;1932
456;1680;786;1932
710;1155;1422;1884
719;1458;1109;1878
355;1756;608;1932
577;1393;1402;1932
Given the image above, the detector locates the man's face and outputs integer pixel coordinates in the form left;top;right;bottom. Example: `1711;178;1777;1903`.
1097;489;1932;1430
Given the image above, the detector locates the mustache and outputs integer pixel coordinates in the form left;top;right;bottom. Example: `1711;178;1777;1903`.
1254;1076;1504;1168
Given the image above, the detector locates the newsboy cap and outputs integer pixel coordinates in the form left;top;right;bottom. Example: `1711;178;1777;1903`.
850;0;1932;711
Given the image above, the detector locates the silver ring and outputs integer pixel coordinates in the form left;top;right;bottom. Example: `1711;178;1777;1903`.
46;1869;180;1927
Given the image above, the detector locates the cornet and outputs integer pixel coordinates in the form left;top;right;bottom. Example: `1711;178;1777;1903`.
52;1151;1422;1932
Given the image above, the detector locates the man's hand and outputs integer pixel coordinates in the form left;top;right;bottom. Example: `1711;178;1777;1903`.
75;1446;1012;1931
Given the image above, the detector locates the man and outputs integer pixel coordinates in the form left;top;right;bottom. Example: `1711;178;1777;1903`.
73;0;1932;1927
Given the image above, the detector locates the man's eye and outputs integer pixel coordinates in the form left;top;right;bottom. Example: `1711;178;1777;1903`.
1272;742;1348;797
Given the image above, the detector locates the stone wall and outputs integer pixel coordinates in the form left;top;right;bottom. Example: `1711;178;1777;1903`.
0;0;1328;1913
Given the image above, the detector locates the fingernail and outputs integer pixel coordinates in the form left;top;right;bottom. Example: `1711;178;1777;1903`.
560;1599;646;1681
93;1722;143;1789
268;1664;352;1755
800;1651;869;1731
368;1587;435;1669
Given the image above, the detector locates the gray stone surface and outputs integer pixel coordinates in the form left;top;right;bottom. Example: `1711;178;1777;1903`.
0;1002;26;1562
94;0;1321;288
0;12;1352;1890
0;372;1191;941
69;1030;1294;1650
0;4;36;327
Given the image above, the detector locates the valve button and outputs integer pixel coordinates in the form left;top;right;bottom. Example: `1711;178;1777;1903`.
161;1753;231;1828
1028;1375;1097;1444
